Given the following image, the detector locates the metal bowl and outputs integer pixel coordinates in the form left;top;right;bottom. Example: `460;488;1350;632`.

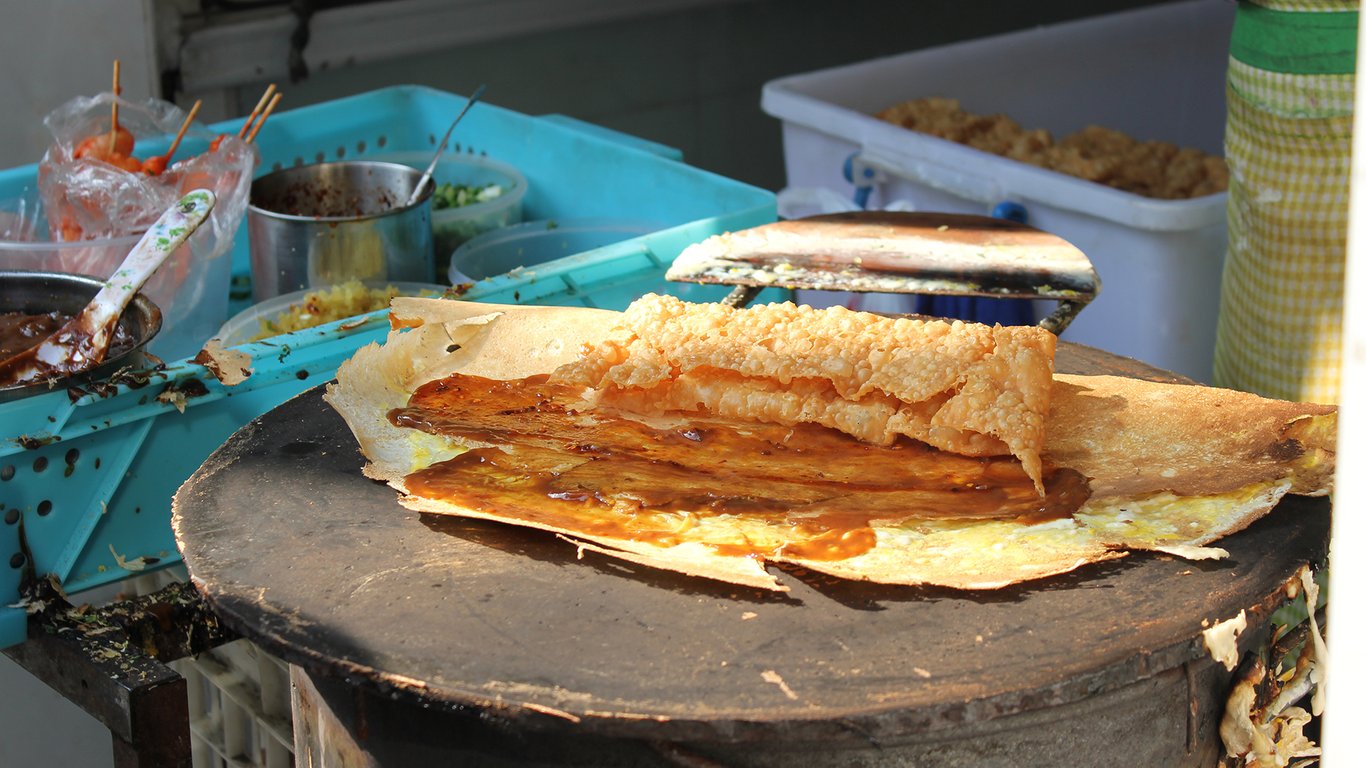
0;270;162;402
247;160;436;302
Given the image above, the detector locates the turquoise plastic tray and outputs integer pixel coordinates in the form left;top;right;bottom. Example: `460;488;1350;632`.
0;85;778;647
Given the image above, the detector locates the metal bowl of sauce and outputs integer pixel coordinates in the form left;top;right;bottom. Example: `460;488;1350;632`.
0;270;162;402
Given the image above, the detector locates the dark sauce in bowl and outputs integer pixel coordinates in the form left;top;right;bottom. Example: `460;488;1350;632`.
0;311;135;363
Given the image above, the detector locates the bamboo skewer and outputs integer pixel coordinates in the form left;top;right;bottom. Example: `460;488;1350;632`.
141;99;203;175
107;60;122;155
245;93;282;144
238;84;277;139
165;100;201;161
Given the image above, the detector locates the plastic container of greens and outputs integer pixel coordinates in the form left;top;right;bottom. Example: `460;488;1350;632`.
374;151;527;276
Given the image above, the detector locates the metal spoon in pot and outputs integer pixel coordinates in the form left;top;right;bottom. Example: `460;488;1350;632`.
0;189;216;387
405;84;488;208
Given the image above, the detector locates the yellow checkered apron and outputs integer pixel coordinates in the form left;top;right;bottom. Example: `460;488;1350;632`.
1213;0;1356;404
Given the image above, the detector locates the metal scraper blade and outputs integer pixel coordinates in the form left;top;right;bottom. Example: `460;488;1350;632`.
666;211;1100;333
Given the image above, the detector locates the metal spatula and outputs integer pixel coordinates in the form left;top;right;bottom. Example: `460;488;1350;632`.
405;84;487;208
666;211;1100;333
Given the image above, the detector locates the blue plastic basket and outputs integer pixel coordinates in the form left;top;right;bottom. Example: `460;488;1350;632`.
0;85;778;647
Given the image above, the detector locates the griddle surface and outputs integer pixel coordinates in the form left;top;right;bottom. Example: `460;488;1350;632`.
171;347;1328;742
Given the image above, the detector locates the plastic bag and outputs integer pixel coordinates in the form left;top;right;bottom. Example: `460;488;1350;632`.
0;187;41;241
38;92;255;247
27;92;259;360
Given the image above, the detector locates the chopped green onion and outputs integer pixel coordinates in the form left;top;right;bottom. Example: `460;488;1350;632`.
433;182;504;210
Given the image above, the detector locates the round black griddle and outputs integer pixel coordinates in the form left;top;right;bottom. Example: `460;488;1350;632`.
171;345;1328;759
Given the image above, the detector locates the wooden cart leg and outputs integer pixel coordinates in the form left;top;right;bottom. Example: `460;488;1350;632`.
5;616;190;768
2;580;235;768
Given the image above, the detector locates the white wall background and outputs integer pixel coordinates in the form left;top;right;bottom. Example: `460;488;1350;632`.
0;0;157;170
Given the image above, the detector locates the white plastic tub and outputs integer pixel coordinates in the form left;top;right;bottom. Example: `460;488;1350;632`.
215;281;446;346
448;218;660;283
761;0;1234;382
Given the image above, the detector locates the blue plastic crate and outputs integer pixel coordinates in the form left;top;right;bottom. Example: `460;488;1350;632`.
0;85;778;648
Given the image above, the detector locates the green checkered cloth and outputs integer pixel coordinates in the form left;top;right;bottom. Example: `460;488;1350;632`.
1213;0;1356;404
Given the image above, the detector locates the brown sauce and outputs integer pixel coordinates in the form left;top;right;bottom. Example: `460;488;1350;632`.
0;311;135;378
390;373;1091;562
0;311;70;359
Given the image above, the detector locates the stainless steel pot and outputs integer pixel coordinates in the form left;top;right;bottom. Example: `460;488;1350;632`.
247;161;435;302
0;270;162;402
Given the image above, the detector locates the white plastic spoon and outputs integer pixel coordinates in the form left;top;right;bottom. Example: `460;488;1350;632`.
0;189;216;386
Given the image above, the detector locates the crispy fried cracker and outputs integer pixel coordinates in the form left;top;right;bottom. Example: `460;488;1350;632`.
553;294;1055;489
